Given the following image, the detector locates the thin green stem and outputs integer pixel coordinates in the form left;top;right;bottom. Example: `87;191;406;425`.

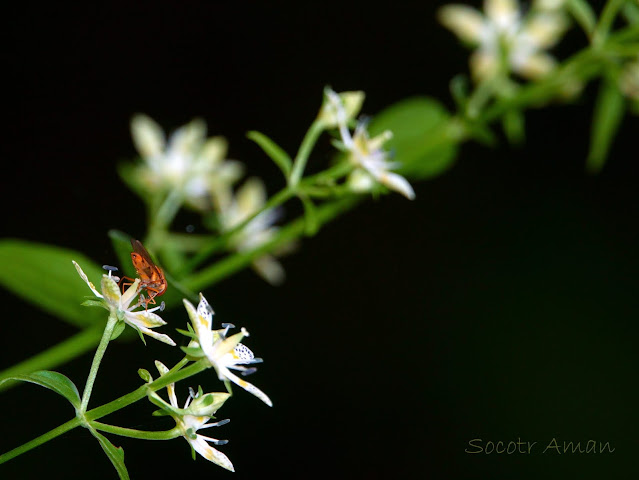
80;315;118;413
85;361;208;421
178;187;296;275
593;0;626;47
183;197;360;291
91;422;180;440
0;325;106;392
0;361;209;464
0;418;80;464
289;120;325;187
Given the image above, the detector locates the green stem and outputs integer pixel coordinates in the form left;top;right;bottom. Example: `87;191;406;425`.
91;422;180;440
0;361;208;464
0;418;80;464
183;197;360;291
289;120;325;187
85;361;207;421
80;314;118;413
178;187;296;275
593;0;626;47
0;325;106;392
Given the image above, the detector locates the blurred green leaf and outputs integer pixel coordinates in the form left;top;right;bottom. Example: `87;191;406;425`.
450;75;470;110
0;239;105;327
502;109;526;146
587;78;625;173
300;195;319;236
621;1;639;24
368;97;459;180
567;0;597;37
108;229;136;278
247;130;293;177
92;430;130;480
0;371;81;410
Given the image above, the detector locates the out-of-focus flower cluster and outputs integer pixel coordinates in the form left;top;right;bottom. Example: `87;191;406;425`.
439;0;569;81
128;115;289;285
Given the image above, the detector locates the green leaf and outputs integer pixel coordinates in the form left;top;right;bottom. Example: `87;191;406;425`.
110;320;126;340
0;370;81;410
91;430;130;480
587;78;625;173
0;239;106;327
368;97;459;180
501;109;526;146
108;229;136;278
622;1;639;24
247;130;293;177
450;75;470;111
300;196;319;236
567;0;597;37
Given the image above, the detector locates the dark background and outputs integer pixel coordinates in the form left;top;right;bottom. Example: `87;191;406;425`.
2;2;638;479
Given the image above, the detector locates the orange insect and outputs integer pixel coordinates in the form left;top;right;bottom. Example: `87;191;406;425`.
119;239;167;308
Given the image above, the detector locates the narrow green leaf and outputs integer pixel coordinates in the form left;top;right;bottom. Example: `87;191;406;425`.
567;0;597;37
108;230;136;278
450;75;470;110
587;78;625;173
0;371;81;410
110;320;126;340
247;130;293;177
0;239;106;327
300;196;319;236
501;109;526;146
368;97;459;180
92;430;130;480
622;1;639;24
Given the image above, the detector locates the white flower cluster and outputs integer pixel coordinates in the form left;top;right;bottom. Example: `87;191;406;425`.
439;0;569;80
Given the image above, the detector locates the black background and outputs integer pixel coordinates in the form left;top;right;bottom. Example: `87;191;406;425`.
2;2;638;479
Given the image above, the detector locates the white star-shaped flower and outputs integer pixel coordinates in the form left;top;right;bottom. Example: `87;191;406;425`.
324;88;415;200
154;361;234;472
73;261;175;346
219;177;289;285
130;114;244;211
439;0;568;80
183;294;273;407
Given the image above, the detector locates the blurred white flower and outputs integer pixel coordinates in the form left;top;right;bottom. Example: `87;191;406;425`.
154;361;234;472
619;58;639;101
184;294;273;407
73;261;175;346
317;88;365;128
439;0;568;80
219;177;289;285
325;88;415;200
130;114;243;210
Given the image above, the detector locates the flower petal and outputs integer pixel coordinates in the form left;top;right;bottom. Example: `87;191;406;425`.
72;261;103;298
189;435;235;472
154;360;179;408
513;51;556;79
101;274;122;305
252;255;286;286
131;114;166;158
220;367;273;407
127;310;167;328
375;171;416;200
438;5;486;44
130;323;176;346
